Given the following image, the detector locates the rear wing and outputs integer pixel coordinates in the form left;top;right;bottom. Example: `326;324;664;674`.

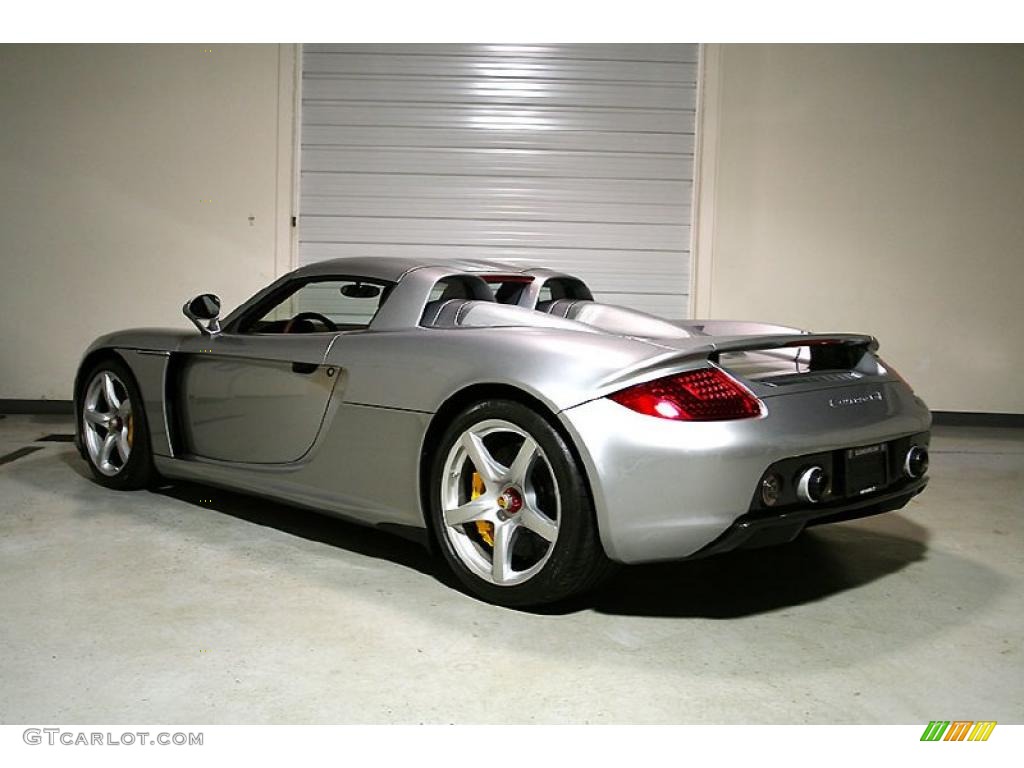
598;333;879;392
701;333;878;364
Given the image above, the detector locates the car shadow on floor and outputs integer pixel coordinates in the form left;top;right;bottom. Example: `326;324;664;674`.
156;480;928;619
150;478;464;591
556;514;930;618
59;451;930;619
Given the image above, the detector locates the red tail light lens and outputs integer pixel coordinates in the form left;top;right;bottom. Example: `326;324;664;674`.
609;367;764;421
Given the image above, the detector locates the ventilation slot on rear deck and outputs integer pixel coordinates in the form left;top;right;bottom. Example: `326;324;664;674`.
759;371;865;388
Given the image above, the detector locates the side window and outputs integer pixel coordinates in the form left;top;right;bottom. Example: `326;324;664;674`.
240;278;390;333
537;284;554;303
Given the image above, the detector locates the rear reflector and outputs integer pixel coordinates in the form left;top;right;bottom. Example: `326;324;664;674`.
609;367;764;421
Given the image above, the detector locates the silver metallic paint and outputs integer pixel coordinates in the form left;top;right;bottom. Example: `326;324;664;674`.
153;402;431;529
76;257;931;564
559;380;930;563
119;350;173;456
178;334;339;463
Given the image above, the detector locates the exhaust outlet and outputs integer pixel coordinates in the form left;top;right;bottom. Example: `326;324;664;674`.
796;466;829;503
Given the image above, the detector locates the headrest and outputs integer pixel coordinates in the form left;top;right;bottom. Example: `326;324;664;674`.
420;298;476;327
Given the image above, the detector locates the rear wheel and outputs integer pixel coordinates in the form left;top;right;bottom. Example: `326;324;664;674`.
429;399;613;607
79;359;155;490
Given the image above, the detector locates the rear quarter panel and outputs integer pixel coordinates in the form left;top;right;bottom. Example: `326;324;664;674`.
325;326;671;413
561;378;931;563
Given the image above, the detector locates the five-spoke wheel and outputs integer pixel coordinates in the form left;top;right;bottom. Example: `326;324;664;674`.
430;399;613;606
78;359;154;489
82;370;134;476
440;419;561;586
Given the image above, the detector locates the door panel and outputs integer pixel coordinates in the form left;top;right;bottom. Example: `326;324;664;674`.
178;334;340;463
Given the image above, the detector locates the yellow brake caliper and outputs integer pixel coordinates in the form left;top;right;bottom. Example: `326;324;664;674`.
471;472;494;547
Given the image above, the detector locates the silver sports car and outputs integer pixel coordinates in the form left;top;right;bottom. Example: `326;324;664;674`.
74;257;931;606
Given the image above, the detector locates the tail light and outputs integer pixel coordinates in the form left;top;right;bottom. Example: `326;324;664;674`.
608;367;764;421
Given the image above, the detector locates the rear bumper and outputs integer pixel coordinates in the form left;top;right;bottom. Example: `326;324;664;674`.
692;476;928;558
557;379;932;564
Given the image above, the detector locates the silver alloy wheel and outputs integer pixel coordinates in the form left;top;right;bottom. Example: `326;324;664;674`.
82;371;133;477
440;419;561;587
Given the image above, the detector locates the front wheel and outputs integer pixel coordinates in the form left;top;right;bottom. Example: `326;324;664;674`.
429;399;613;607
78;358;156;490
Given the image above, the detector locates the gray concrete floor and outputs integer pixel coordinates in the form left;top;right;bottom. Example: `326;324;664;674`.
0;414;1021;724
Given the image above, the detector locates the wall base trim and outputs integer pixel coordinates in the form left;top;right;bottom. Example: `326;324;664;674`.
931;411;1024;428
0;400;74;414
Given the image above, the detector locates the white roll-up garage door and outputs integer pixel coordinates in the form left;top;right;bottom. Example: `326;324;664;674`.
298;44;698;317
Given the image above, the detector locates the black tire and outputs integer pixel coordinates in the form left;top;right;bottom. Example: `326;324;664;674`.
77;357;156;490
428;399;614;607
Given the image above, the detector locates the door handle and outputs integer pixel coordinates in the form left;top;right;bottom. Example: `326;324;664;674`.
291;362;318;374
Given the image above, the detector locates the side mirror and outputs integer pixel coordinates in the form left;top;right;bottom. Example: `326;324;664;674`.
183;293;222;335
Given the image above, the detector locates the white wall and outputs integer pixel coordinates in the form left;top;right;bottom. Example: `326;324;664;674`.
3;44;1022;414
0;44;294;401
695;44;1024;414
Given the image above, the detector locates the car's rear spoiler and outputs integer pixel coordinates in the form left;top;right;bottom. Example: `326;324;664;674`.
597;333;879;391
697;332;877;359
